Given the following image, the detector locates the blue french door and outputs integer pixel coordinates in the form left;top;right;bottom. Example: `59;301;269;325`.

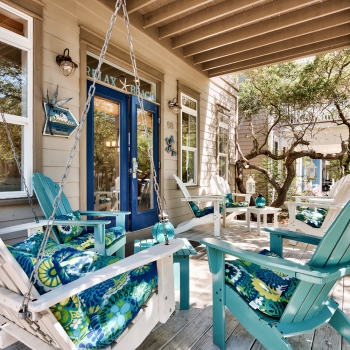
87;82;159;231
129;95;159;231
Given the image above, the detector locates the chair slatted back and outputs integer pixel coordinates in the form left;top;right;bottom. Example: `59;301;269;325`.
33;172;74;243
174;175;192;199
174;174;196;217
281;200;350;323
33;172;73;218
320;182;350;230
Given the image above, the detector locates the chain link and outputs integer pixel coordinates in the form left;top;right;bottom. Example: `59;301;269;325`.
122;0;170;244
16;1;124;347
0;107;40;223
3;1;170;347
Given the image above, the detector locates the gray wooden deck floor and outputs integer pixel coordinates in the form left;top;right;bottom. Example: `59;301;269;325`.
5;219;350;350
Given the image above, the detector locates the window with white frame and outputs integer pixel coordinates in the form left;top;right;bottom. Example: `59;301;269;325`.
218;112;229;181
0;3;33;199
180;93;198;185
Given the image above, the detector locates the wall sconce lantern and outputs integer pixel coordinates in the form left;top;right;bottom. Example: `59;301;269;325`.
246;174;256;194
56;48;78;77
168;98;182;115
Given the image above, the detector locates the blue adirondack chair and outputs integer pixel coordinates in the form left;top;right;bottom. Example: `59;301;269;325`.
201;200;350;349
33;172;130;257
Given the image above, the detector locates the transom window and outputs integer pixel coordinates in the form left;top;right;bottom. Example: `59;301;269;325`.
180;93;198;185
0;3;33;199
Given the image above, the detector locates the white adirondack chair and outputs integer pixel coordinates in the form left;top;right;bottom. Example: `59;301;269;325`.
212;175;251;227
286;181;350;237
0;222;183;350
294;174;350;205
173;175;222;236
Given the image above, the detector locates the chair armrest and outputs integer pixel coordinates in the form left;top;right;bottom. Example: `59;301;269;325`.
28;239;184;312
53;219;111;226
264;228;321;255
79;211;131;216
181;196;223;202
285;201;343;209
200;238;346;284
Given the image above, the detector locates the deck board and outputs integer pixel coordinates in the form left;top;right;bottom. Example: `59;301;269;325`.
3;219;350;350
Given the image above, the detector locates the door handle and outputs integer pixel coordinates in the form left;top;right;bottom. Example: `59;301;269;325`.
131;157;138;178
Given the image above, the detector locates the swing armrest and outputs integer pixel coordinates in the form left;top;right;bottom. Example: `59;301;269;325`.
53;219;111;226
200;238;350;284
28;239;184;312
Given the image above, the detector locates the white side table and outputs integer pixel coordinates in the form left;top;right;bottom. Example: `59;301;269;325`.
246;206;281;235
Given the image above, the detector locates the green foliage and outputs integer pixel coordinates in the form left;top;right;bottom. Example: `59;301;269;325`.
235;49;350;207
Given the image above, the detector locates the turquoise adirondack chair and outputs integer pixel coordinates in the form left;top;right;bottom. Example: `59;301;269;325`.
33;172;130;257
201;200;350;349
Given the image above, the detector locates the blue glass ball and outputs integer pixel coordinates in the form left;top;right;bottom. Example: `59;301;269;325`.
152;220;175;243
255;193;266;208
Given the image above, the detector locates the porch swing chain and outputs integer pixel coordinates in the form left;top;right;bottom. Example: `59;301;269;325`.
0;108;40;223
16;1;123;348
14;0;167;347
122;2;170;244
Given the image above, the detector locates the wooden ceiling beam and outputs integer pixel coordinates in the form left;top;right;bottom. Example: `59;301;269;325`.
192;9;350;63
208;36;350;77
127;0;158;14
202;24;350;70
158;0;264;39
142;0;212;29
172;0;320;49
182;0;350;56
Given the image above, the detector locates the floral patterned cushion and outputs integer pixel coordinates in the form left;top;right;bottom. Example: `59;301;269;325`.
189;201;223;218
8;232;158;348
295;208;328;228
225;249;299;318
55;211;87;243
225;194;249;208
68;226;126;251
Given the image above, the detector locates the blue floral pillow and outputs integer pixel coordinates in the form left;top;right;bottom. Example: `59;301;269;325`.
12;230;57;255
55;210;86;243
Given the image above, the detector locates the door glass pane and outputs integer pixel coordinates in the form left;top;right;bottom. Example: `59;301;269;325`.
182;150;195;184
0;123;22;192
0;43;27;117
137;109;154;213
93;96;120;212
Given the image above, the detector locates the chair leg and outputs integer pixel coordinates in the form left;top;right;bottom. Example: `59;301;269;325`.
329;308;350;343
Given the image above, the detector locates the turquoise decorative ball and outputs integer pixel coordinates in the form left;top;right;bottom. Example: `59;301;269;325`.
152;220;175;243
255;193;266;208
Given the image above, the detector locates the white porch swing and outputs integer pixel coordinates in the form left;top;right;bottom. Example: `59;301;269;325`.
0;1;183;349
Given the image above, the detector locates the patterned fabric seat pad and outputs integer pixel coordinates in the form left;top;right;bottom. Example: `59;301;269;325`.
225;249;299;318
8;232;157;349
68;226;126;251
225;193;249;208
295;207;328;228
189;201;223;218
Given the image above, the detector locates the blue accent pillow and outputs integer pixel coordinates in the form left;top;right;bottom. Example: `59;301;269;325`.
55;210;87;243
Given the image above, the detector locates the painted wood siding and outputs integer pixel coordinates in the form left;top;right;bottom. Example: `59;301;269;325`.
1;0;237;233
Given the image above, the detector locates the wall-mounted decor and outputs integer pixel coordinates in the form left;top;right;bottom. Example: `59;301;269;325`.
43;86;78;138
165;135;177;156
167;121;174;129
